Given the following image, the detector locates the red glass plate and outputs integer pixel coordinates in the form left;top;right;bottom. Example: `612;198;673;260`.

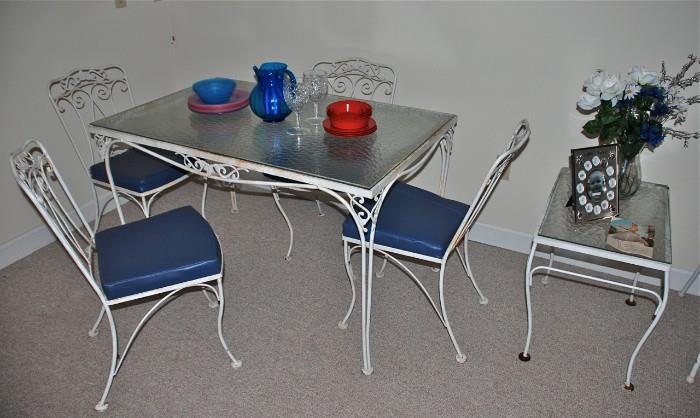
323;118;377;137
188;89;249;114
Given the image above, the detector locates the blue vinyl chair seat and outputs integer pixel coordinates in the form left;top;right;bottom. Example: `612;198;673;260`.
96;206;222;300
342;182;469;259
90;148;187;193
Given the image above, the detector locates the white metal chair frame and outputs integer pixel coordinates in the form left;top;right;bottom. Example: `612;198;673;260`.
678;265;700;384
48;65;190;229
264;57;399;261
341;120;530;363
10;140;241;411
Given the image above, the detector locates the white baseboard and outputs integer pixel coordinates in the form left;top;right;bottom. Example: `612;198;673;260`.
0;191;119;270
1;201;698;296
469;222;699;296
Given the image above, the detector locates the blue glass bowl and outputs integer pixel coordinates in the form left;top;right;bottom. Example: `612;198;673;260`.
192;78;236;105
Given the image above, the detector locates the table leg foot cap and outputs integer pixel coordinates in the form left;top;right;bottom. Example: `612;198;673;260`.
625;299;637;306
623;383;634;391
338;321;348;330
518;352;531;362
362;367;373;376
456;353;466;363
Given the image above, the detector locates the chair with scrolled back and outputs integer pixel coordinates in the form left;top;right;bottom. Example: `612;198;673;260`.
264;57;398;261
10;140;241;411
339;120;530;365
48;65;189;229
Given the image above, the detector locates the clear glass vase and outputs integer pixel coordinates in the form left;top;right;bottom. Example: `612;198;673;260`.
618;153;642;199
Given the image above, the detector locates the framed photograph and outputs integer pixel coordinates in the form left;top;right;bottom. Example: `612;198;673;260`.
570;144;620;222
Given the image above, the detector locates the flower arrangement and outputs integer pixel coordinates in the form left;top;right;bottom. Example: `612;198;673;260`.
577;55;699;160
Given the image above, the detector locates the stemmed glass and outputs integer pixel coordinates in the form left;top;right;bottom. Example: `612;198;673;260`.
303;69;328;126
283;78;310;136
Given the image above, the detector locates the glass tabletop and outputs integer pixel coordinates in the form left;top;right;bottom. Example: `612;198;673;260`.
91;80;456;195
538;167;671;264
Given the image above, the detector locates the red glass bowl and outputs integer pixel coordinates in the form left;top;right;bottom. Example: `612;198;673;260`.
326;100;372;130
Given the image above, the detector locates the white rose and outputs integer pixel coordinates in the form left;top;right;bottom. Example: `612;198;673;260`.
577;93;601;110
583;70;605;96
628;66;659;86
600;73;625;105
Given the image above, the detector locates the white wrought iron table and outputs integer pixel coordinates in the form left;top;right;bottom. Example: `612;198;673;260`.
519;167;671;390
88;80;457;375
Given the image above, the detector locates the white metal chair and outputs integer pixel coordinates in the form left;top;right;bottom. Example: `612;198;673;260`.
340;120;530;363
679;265;700;384
266;57;398;261
48;65;189;229
10;140;241;411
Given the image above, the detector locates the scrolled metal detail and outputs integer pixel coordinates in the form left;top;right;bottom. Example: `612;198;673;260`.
49;66;130;115
177;153;248;182
313;58;396;103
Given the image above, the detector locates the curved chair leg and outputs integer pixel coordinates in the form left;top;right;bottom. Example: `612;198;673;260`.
438;266;466;363
457;240;488;305
91;185;101;231
272;189;294;261
229;184;238;213
315;199;325;217
202;288;219;308
95;308;118;412
376;256;388;278
201;180;209;219
216;278;242;369
89;306;106;337
687;351;700;384
339;241;357;329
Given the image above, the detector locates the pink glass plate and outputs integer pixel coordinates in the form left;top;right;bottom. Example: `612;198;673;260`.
188;89;249;114
323;118;377;137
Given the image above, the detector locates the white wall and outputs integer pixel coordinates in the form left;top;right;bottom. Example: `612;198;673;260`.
1;1;698;273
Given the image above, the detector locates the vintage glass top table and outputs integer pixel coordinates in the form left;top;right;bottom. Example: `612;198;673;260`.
518;167;671;390
89;80;458;375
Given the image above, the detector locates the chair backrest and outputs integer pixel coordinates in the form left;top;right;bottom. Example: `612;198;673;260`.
312;57;397;103
47;65;134;174
447;119;531;255
10;140;103;299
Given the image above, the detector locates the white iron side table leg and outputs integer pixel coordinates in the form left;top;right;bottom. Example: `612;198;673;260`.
625;271;641;306
623;269;669;391
519;240;538;362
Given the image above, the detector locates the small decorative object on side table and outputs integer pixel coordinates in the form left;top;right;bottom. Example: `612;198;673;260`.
576;55;700;198
570;144;619;222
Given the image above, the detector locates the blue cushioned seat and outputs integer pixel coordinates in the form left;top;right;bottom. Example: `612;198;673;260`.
342;182;469;259
96;206;221;300
90;148;187;193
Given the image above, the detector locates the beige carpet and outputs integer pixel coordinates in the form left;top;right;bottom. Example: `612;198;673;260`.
1;180;698;417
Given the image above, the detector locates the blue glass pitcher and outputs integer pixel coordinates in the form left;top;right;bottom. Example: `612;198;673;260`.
250;62;296;122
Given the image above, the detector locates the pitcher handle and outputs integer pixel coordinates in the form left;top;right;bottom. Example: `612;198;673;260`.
284;69;296;86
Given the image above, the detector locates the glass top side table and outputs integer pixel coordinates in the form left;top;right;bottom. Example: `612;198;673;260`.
518;167;672;391
539;167;671;265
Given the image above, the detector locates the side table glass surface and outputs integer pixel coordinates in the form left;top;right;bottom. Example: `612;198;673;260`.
538;167;671;265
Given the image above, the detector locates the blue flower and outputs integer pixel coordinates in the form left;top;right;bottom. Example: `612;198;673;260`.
651;103;669;117
640;122;664;147
640;86;664;99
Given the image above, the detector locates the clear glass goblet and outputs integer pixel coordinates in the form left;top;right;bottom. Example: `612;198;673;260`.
303;69;328;126
283;78;310;136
